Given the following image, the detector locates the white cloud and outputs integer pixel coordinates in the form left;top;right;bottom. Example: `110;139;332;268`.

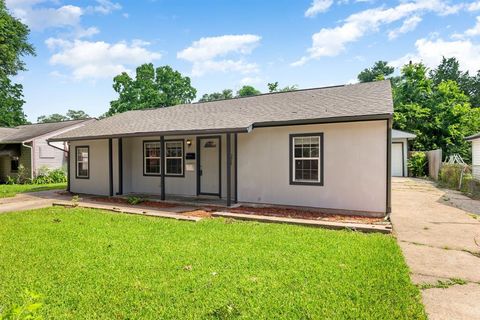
293;0;462;66
177;34;261;76
388;15;422;40
468;1;480;11
239;76;264;86
46;39;162;80
305;0;334;17
464;16;480;37
9;4;83;31
391;38;480;73
75;26;100;38
87;0;122;15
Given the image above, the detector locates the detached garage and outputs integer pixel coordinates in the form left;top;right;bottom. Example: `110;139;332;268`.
392;129;416;177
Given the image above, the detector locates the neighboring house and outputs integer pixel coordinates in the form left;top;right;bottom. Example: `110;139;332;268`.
466;132;480;180
392;129;416;177
49;81;394;217
0;119;95;182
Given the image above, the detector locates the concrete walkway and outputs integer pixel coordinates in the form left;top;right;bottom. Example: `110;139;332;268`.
391;178;480;320
0;190;68;213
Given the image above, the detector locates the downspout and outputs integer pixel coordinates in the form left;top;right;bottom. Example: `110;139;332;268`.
21;141;34;180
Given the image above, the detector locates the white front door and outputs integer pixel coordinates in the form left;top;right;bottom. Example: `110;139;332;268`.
392;142;404;177
198;137;221;195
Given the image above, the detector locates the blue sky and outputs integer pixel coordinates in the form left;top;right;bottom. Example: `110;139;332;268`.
6;0;480;122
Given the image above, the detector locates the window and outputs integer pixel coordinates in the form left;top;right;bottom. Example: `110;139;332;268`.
290;133;323;185
144;141;161;175
10;157;19;172
76;146;89;179
165;141;184;176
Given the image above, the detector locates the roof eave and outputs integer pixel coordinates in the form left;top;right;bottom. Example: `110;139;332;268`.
252;113;393;128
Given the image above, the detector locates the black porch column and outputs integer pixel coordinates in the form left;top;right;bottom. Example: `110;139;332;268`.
66;142;71;192
226;133;232;207
160;135;165;200
117;138;123;195
234;133;238;203
108;138;114;197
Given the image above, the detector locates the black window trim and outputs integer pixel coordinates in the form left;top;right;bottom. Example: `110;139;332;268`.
289;132;324;186
75;145;90;179
142;139;185;177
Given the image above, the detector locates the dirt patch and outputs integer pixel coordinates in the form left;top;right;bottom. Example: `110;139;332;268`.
225;206;385;224
92;197;178;208
182;210;212;218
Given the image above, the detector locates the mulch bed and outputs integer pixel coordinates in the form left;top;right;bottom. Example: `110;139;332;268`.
225;206;385;224
181;210;212;218
92;197;178;209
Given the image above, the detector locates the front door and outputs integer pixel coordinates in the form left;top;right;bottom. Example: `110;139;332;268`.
197;136;221;196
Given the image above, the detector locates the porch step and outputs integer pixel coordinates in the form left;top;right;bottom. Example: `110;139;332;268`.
211;211;392;234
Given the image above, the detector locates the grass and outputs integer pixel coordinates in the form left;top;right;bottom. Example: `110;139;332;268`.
0;207;426;319
418;278;467;290
0;183;66;198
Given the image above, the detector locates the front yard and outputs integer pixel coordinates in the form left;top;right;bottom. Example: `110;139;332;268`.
0;207;425;319
0;183;66;198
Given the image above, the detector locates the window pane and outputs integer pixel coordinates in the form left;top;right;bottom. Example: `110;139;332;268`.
145;142;160;157
166;158;182;175
146;158;160;174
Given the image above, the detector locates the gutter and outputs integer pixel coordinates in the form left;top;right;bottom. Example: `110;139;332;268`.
47;140;68;153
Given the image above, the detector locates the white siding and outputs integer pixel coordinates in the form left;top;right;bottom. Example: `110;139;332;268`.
473;139;480;180
237;121;387;214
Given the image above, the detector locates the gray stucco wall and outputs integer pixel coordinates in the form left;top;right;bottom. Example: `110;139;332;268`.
237;121;388;213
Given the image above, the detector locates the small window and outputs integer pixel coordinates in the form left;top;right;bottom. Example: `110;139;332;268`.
76;146;89;179
144;141;161;175
165;140;184;176
290;134;323;185
10;157;19;172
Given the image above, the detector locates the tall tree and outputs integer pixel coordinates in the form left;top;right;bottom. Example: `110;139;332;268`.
37;109;90;123
107;64;196;116
236;85;261;97
0;0;35;127
199;89;233;102
267;82;298;93
357;61;394;83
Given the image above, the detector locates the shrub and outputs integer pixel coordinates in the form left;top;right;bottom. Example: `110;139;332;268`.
408;152;427;177
32;167;67;184
127;196;144;205
6;165;30;185
460;174;480;199
438;164;470;189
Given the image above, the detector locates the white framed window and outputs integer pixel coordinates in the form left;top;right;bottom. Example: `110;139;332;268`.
144;141;161;175
76;146;89;179
165;140;184;176
290;134;323;185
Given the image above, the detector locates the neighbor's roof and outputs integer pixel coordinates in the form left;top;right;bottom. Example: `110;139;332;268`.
466;132;480;141
50;80;393;142
0;119;92;143
392;129;416;140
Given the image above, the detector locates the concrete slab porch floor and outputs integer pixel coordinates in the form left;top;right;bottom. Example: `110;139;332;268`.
391;178;480;320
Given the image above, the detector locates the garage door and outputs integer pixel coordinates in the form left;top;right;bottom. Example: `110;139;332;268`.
392;142;404;177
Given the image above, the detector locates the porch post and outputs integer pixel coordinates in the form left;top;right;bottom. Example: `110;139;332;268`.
234;133;238;203
108;138;113;197
226;132;232;207
117;138;123;195
160;135;165;200
66;142;71;192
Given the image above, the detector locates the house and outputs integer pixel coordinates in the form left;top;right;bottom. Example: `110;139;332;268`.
49;81;394;217
466;132;480;180
391;129;416;177
0;119;95;182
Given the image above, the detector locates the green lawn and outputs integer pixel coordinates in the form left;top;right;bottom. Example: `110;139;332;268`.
0;207;426;319
0;183;67;198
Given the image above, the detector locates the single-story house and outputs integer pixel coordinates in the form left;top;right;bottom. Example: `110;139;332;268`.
0;119;95;182
392;129;416;177
466;132;480;180
49;80;394;217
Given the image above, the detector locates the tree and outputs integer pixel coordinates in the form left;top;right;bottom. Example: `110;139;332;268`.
236;85;261;97
267;82;298;93
107;64;196;116
37;109;90;123
357;61;394;83
199;89;233;102
0;0;35;127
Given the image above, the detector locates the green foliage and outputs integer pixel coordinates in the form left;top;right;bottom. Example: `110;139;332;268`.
0;207;426;319
460;173;480;199
0;290;43;320
71;195;80;207
37;109;90;123
32;167;67;184
0;0;35;127
107;64;196;116
267;82;298;93
126;195;144;205
6;164;29;184
199;89;233;102
236;85;261;97
438;164;479;198
407;152;428;177
357;61;394;83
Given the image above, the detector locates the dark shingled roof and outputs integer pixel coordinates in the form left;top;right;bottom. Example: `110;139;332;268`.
50;80;393;141
0;120;91;143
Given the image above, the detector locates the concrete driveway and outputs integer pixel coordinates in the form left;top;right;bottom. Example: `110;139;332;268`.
0;190;69;213
391;178;480;320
